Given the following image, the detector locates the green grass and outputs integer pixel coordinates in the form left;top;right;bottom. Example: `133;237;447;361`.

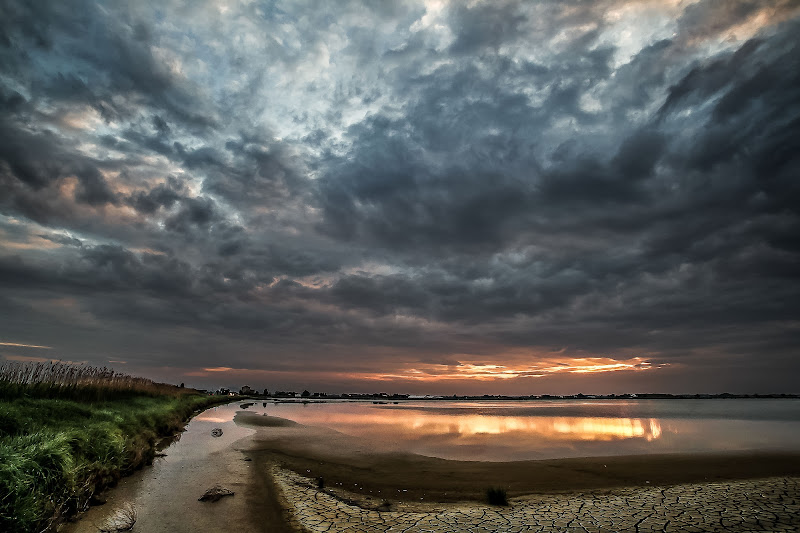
0;367;229;533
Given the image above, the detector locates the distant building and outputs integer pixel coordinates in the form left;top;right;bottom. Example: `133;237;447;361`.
239;385;254;395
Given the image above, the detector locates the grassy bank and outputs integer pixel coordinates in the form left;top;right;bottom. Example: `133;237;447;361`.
0;362;229;533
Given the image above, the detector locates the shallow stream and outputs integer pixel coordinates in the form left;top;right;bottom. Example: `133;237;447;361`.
63;402;257;533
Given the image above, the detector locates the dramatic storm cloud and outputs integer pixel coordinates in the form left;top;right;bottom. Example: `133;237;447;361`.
1;0;798;394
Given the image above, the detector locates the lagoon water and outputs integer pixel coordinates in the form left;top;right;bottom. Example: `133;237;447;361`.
252;398;800;461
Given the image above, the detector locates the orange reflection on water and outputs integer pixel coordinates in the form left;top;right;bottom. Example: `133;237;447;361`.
273;408;662;443
551;417;662;441
404;414;662;442
195;415;228;423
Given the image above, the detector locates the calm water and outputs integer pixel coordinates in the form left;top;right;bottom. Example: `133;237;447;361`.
249;399;800;461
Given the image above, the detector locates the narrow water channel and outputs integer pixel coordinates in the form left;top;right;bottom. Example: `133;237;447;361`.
63;403;269;533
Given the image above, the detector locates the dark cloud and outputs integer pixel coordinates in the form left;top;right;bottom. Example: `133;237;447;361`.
37;233;83;247
208;133;310;205
0;117;118;225
676;0;800;42
0;0;798;393
658;38;765;119
447;1;529;55
125;178;184;215
164;197;218;232
151;115;170;136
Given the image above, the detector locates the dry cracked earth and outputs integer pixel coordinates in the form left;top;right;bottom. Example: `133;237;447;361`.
273;468;800;532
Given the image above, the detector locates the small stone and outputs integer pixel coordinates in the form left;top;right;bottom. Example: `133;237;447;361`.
198;485;235;502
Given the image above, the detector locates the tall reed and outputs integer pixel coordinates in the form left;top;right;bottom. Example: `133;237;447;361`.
0;361;189;401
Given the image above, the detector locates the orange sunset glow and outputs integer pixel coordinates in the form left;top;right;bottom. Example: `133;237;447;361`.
173;356;666;393
381;357;662;380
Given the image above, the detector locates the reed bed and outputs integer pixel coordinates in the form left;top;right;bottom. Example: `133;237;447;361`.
0;361;188;401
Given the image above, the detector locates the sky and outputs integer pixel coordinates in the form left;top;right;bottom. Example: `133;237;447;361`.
1;0;799;395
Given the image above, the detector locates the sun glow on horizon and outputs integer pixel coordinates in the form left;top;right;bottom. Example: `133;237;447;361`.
362;356;666;382
178;355;669;393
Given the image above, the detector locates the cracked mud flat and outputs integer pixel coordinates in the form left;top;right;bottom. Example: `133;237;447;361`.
274;468;800;533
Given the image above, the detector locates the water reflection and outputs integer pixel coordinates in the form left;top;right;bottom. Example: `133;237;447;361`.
194;415;229;423
393;413;662;441
260;405;660;441
255;403;663;460
256;400;800;461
